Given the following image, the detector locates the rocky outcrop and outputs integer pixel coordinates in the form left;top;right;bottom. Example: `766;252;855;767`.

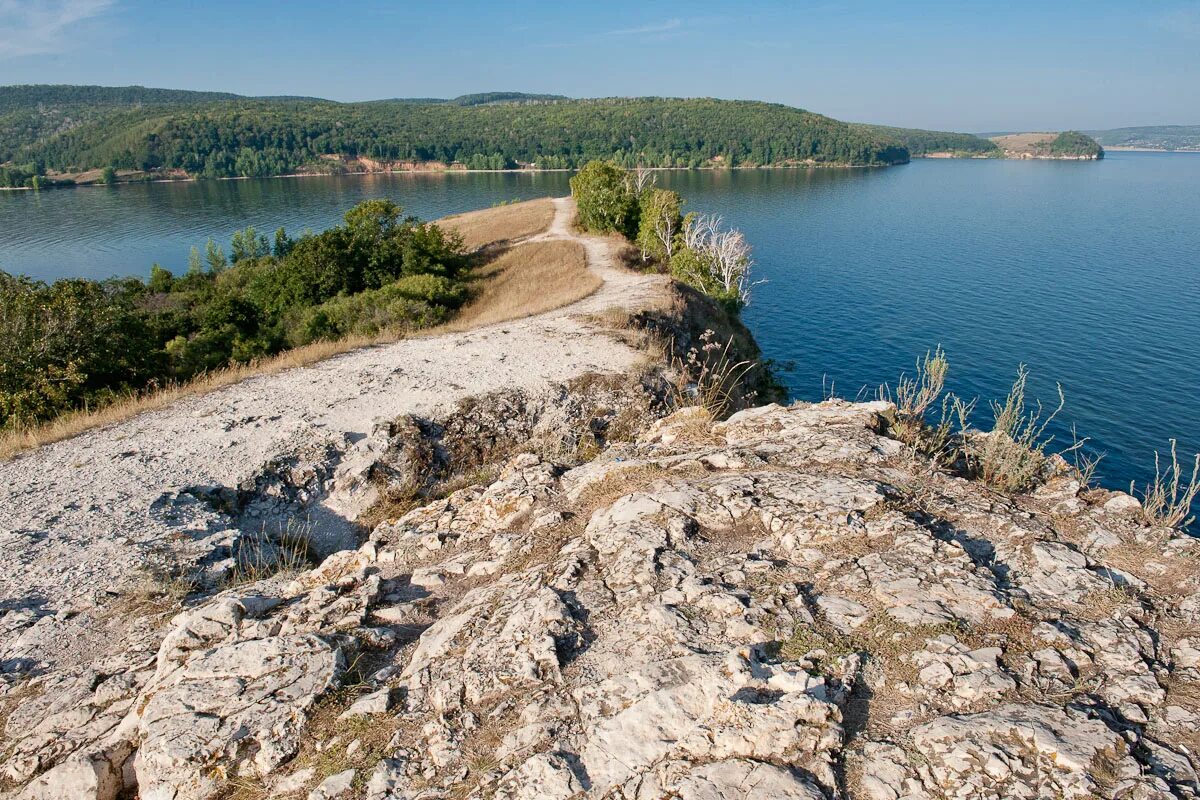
4;397;1198;799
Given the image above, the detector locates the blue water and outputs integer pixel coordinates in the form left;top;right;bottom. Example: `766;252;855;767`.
656;154;1200;498
1;154;1197;497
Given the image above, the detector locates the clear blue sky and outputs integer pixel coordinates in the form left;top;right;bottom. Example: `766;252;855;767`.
1;0;1197;132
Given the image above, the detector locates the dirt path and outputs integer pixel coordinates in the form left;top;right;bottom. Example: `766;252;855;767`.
0;197;667;674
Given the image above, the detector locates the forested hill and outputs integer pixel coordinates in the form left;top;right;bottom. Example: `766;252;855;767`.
0;86;910;186
853;124;1000;157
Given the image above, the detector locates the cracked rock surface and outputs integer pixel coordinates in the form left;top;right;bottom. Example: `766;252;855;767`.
4;399;1200;799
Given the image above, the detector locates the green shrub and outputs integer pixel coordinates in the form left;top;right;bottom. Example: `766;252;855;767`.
570;161;637;235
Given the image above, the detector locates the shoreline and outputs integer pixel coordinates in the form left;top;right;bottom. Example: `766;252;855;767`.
1104;145;1200;153
0;160;899;192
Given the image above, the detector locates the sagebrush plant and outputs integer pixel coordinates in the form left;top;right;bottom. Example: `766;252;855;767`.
965;365;1065;494
881;347;961;459
670;329;756;420
1134;440;1200;529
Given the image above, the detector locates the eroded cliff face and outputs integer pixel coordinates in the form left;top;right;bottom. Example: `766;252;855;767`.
4;392;1198;800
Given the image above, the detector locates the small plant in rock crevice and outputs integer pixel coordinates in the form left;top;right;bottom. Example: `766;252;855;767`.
226;517;316;585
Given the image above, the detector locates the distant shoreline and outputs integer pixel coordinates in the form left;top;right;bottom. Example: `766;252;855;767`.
1104;146;1200;153
0;161;896;192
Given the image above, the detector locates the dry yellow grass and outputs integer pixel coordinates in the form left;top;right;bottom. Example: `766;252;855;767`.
439;198;555;251
990;132;1058;157
436;239;599;332
0;334;394;460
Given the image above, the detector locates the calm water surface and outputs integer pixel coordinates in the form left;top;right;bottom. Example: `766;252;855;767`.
2;154;1197;497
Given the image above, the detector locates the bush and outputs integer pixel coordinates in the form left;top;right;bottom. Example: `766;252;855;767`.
570;161;637;235
0;273;156;427
1;200;468;430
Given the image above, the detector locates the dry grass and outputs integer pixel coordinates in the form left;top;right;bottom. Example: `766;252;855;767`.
435;239;599;332
439;198;555;251
1134;439;1200;530
226;519;317;586
108;569;196;618
0;334;393;461
989;132;1057;155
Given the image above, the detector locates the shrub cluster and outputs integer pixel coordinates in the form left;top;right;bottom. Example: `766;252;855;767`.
570;161;758;313
0;200;466;428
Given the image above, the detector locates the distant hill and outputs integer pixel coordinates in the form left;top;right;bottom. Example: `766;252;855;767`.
1084;125;1200;152
853;124;999;157
379;92;571;106
990;131;1104;160
0;85;911;186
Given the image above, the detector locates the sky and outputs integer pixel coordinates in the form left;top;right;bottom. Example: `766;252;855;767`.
0;0;1197;132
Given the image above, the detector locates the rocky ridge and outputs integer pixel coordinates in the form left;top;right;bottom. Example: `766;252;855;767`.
4;395;1199;799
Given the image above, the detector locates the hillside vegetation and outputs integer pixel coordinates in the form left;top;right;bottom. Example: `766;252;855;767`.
1085;125;1200;151
990;131;1104;159
0;85;909;187
854;123;1000;156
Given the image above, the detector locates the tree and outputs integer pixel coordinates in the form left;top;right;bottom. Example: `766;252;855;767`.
187;246;204;275
148;264;173;293
569;161;637;236
230;226;270;262
100;166;117;185
636;188;682;263
204;239;227;272
629;166;656;196
670;213;761;311
273;227;292;258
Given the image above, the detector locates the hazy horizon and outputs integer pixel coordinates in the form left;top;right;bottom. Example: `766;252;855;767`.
1;0;1197;132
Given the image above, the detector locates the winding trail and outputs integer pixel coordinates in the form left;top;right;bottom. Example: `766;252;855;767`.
0;197;666;674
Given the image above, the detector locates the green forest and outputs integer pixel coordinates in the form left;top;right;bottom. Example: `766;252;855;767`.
0;201;466;428
0;85;913;186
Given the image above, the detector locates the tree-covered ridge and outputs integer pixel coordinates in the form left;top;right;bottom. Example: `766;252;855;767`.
0;89;910;186
0;84;247;112
854;124;1000;156
0;201;466;428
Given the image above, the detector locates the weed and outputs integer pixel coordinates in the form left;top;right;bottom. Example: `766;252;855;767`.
670;329;756;419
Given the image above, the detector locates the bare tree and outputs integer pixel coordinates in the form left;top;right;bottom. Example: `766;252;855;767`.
678;213;764;306
628;166;656;196
654;211;678;261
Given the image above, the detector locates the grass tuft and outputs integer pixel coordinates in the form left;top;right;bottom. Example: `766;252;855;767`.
227;518;316;585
